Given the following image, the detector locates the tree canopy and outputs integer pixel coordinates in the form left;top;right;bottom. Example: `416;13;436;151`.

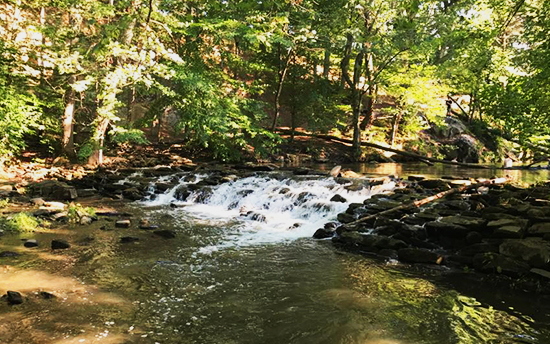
0;0;548;164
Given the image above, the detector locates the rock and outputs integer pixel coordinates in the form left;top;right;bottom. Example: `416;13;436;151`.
30;198;46;206
473;253;530;277
6;291;23;305
39;291;56;299
330;194;347;203
52;211;68;221
0;184;13;196
528;223;550;236
0;251;20;258
174;186;190;200
122;187;143;201
425;221;470;238
398;248;442;264
458;243;499;256
153;230;176;239
242;211;266;222
51;239;70;250
313;227;335;239
530;268;550;280
329;166;342;178
379;249;398;259
30;180;77;201
24;239;39;248
466;231;483;244
418;179;450;189
115;220;131;228
337;213;355;224
76;188;97;198
499;239;550;268
450;180;472;188
440;216;487;229
120;236;140;243
80;216;93;225
408;175;426;181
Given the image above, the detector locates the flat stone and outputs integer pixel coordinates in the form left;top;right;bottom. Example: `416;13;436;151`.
76;188;97;198
425;221;470;238
153;230;176;239
30;198;46;206
440;216;487;229
23;239;38;248
398;248;441;264
80;216;93;225
6;291;23;305
51;239;70;250
449;180;472;188
528;223;550;236
408;175;425;181
493;226;524;239
115;220;131;228
499;239;550;268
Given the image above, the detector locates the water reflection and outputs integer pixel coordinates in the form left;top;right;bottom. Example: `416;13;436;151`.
314;162;550;184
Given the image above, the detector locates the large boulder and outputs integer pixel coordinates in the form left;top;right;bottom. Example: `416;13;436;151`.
30;180;77;201
499;239;550;268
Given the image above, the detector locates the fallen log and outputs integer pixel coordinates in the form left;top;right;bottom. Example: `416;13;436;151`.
344;177;509;227
277;129;493;169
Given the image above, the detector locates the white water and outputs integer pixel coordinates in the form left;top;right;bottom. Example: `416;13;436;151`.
141;174;396;246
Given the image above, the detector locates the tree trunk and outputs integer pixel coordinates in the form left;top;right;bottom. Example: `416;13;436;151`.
323;46;330;79
351;90;363;159
62;79;76;158
271;47;291;131
359;92;374;130
390;110;402;147
88;118;110;166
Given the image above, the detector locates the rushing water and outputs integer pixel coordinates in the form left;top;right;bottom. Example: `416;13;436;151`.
1;164;550;344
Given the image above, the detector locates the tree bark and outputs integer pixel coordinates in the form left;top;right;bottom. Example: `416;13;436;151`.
323;46;330;78
271;46;292;132
62;77;76;158
390;110;402;147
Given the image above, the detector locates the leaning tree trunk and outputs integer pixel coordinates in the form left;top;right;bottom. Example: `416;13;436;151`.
351;90;363;159
271;46;291;132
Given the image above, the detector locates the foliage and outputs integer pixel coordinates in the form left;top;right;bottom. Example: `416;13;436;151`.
67;203;95;224
0;212;40;232
111;128;150;146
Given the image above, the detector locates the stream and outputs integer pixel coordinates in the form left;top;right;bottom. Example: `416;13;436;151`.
1;163;550;344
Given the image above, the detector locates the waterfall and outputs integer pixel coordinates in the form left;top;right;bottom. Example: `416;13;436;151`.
141;173;396;246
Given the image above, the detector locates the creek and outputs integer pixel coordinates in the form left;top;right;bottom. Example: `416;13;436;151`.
1;163;549;344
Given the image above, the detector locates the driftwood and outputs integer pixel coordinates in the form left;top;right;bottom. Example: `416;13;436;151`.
344;177;509;227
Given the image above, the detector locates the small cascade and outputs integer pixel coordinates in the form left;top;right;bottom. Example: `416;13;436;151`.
141;174;396;245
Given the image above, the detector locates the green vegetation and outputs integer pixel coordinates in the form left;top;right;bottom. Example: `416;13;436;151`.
67;203;96;224
0;212;40;232
0;0;548;163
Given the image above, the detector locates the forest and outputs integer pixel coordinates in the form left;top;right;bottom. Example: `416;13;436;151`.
1;0;549;165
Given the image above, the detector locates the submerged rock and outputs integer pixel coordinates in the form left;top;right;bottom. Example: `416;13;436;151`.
0;251;20;258
6;291;23;305
473;253;530;277
153;230;176;239
120;236;140;243
51;239;70;250
23;239;39;248
398;248;442;264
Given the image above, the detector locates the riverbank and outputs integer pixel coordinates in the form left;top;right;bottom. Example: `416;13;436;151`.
1;163;550;343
